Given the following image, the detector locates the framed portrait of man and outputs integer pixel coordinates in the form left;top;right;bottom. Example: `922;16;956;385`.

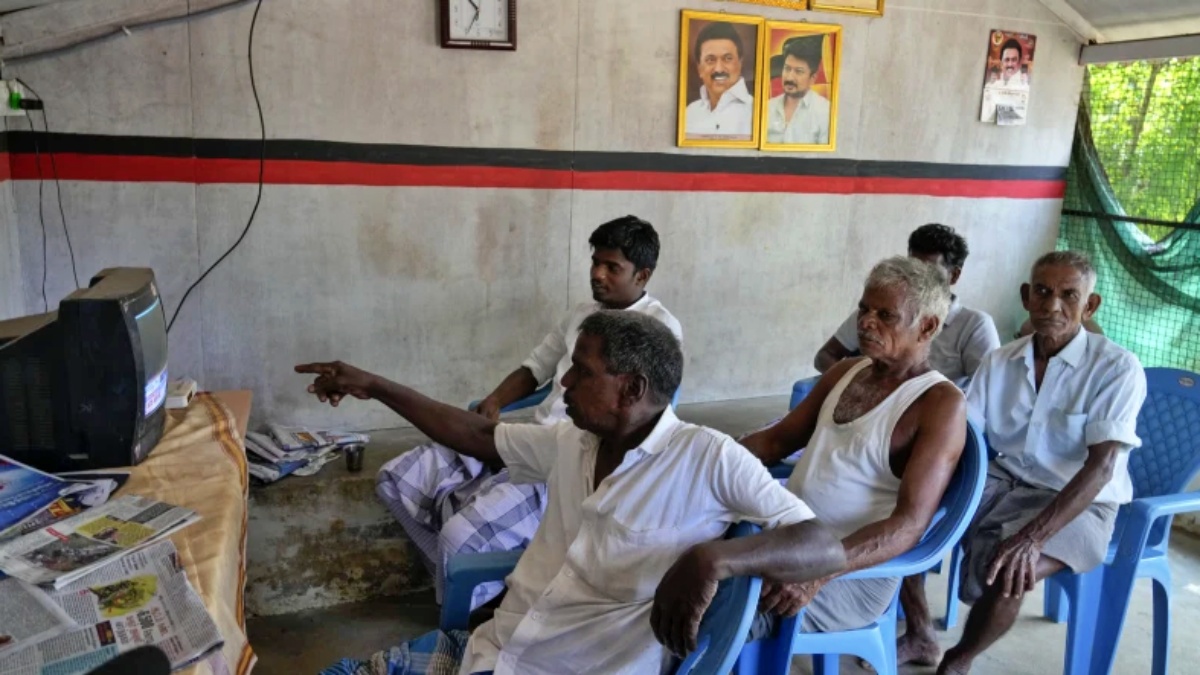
677;11;764;149
811;0;884;16
980;30;1037;126
758;22;842;152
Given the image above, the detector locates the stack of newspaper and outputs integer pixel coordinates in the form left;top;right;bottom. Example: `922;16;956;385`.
0;539;223;674
244;424;369;484
0;458;125;545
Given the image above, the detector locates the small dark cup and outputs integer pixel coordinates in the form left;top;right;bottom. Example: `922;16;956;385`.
343;444;365;472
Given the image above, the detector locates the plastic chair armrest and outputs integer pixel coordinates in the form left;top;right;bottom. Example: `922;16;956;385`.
440;549;525;631
768;462;794;480
1113;491;1200;563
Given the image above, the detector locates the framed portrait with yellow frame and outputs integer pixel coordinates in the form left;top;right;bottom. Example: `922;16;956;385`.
725;0;809;9
677;10;764;149
811;0;884;17
758;21;842;152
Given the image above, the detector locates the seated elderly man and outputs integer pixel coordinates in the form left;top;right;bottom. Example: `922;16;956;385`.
741;256;967;635
299;311;845;675
815;223;1000;389
897;251;1147;675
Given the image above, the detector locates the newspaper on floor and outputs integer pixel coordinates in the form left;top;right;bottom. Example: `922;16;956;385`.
0;478;124;545
0;495;199;589
268;424;368;452
0;539;224;675
0;455;89;534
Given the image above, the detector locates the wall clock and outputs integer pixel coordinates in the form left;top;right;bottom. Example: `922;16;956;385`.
440;0;517;50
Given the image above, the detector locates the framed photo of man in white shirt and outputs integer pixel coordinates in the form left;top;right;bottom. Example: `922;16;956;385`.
758;22;841;152
677;11;764;149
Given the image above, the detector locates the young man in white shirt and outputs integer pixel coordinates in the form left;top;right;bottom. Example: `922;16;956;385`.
766;35;831;146
376;216;682;610
815;223;1001;390
684;21;754;140
299;311;845;675
897;251;1147;674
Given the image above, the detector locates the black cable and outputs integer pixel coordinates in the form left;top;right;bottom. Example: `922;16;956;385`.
16;78;81;290
29;114;48;312
166;0;266;334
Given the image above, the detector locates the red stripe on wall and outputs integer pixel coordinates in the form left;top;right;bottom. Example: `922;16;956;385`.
6;152;1064;199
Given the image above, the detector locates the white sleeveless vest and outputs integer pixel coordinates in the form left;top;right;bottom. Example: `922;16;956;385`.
786;359;948;539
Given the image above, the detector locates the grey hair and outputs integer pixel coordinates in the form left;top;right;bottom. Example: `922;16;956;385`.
578;311;682;406
1032;251;1097;294
865;256;952;332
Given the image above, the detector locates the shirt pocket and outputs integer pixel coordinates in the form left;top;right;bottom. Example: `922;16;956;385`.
1045;409;1089;465
589;519;684;603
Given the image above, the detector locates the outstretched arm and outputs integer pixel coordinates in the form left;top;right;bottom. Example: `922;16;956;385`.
296;361;502;467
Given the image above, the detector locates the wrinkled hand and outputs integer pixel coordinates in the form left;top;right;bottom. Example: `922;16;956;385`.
651;546;720;658
294;361;376;407
987;534;1043;598
758;578;824;618
472;396;502;422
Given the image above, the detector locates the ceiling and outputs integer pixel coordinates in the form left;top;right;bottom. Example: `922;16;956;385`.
1047;0;1200;42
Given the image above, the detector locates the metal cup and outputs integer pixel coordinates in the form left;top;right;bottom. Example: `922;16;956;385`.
343;443;365;472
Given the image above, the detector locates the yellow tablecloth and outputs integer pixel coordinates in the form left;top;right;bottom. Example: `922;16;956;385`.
122;393;256;675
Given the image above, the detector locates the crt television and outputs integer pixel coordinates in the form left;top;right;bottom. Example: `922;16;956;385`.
0;267;169;472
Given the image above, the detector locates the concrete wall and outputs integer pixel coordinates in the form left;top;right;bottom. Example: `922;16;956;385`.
2;0;1085;429
0;180;21;320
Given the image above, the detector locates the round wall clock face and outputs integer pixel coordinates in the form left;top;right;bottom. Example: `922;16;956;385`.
446;0;514;46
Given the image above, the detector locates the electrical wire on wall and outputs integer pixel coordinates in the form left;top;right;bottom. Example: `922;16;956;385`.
15;78;81;309
165;0;266;334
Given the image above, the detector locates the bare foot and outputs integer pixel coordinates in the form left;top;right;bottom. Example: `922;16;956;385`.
936;649;972;675
897;632;942;666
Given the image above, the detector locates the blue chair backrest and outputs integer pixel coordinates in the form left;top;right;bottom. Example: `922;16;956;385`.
676;521;763;674
870;420;988;578
1124;368;1200;549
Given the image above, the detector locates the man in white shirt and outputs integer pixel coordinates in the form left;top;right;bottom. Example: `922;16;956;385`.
742;257;968;635
684;21;754;140
815;224;1001;390
766;35;831;145
377;216;682;610
897;251;1147;674
300;311;846;675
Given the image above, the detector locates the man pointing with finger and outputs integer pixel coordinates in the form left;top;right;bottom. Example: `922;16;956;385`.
302;311;844;675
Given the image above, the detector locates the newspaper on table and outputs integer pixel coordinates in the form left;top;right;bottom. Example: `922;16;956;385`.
0;539;224;675
0;495;199;589
0;577;75;656
0;478;124;545
0;455;88;534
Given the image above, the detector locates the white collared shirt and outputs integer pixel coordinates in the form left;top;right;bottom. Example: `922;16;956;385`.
766;91;830;145
684;78;754;139
834;297;1001;389
460;408;816;675
521;295;682;424
966;329;1147;504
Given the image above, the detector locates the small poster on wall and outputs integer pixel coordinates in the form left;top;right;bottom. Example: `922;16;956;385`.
980;30;1037;126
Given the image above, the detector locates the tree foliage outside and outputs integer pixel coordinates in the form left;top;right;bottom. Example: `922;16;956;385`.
1085;57;1200;239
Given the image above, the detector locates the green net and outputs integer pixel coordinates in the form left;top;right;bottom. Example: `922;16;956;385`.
1057;58;1200;372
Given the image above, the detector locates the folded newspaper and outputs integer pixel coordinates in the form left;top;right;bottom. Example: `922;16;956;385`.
0;477;124;545
0;539;224;674
0;456;89;534
0;495;199;589
246;425;369;485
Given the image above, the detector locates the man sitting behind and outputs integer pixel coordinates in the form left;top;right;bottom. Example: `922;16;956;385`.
377;215;681;609
898;251;1147;674
742;256;967;634
815;223;1000;389
300;312;845;675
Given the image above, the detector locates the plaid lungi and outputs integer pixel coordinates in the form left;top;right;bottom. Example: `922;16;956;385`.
320;629;472;675
377;442;546;609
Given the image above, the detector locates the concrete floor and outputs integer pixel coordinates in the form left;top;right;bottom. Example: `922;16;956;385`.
247;396;1200;674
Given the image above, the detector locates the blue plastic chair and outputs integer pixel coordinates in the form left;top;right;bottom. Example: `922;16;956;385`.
1031;367;1200;675
469;385;680;414
441;522;765;675
739;420;988;675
